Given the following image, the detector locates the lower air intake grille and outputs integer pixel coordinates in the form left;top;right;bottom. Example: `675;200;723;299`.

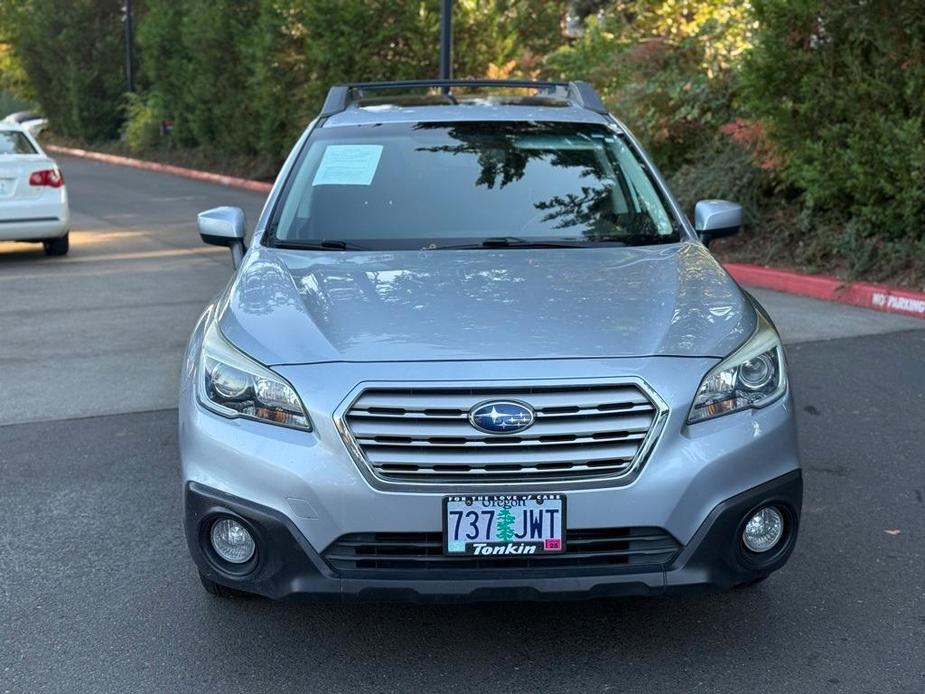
323;528;680;575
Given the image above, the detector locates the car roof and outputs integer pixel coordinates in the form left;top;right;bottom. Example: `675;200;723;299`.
319;80;616;129
4;111;42;123
323;100;612;128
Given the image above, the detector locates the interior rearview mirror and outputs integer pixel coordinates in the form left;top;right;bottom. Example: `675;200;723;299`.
198;206;246;268
694;200;742;247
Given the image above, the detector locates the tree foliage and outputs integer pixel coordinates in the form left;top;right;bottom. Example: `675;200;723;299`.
0;0;125;141
133;0;564;157
545;1;753;170
744;0;925;240
0;37;32;104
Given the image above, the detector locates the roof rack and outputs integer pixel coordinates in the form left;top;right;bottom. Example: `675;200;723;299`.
319;79;608;118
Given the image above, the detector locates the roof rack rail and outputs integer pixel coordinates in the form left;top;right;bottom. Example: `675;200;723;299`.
319;79;608;118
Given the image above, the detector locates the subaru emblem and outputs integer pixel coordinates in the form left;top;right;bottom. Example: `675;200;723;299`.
468;400;536;434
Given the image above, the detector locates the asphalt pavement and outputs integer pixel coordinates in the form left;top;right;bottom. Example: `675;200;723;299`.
1;156;923;693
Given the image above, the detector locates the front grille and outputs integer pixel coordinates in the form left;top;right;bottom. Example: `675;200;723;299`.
340;383;663;484
323;528;680;574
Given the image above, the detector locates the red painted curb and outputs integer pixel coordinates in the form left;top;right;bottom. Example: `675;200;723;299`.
725;263;925;320
46;144;273;194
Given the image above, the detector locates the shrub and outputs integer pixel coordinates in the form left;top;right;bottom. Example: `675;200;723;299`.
122;93;163;153
0;89;31;116
744;0;925;244
0;39;32;106
0;0;125;141
135;0;567;160
545;1;753;171
669;126;776;227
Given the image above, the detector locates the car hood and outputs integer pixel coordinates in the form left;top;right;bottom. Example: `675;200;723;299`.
219;242;755;365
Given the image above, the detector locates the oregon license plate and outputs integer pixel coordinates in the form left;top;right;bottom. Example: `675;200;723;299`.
443;494;566;556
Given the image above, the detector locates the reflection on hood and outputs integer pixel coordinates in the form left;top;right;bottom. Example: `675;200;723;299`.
220;242;755;365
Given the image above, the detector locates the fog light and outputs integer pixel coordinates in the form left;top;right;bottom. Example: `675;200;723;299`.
210;518;255;564
742;506;784;553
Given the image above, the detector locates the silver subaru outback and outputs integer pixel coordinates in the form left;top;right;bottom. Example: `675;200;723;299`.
180;80;802;602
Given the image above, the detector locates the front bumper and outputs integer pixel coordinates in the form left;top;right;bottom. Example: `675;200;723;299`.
180;342;803;602
184;470;802;603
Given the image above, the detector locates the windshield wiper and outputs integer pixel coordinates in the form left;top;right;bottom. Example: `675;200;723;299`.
271;239;369;251
429;236;624;250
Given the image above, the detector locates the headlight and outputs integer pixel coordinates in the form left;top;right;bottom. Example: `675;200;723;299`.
197;321;311;430
688;311;787;424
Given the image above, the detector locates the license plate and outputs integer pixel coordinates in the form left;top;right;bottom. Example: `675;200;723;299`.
0;179;10;196
443;494;566;556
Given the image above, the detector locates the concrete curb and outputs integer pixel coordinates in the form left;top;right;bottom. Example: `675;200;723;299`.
46;144;273;194
726;263;925;319
46;144;925;320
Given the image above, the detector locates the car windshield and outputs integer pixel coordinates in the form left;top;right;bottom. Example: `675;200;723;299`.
0;130;36;155
268;121;681;250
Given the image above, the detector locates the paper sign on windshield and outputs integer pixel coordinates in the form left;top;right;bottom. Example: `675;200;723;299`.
312;144;383;186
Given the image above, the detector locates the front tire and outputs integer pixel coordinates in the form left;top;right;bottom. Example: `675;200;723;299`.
736;575;769;589
198;571;251;599
43;232;69;256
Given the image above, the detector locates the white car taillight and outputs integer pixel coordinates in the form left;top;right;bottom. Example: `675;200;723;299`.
29;169;64;188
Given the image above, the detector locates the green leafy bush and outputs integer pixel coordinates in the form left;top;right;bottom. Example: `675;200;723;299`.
545;2;752;170
744;0;925;243
122;93;163;153
0;89;31;116
133;0;569;159
669;125;776;227
0;38;33;106
0;0;125;141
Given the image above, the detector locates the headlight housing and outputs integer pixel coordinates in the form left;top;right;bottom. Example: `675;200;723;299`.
197;321;311;430
688;311;787;424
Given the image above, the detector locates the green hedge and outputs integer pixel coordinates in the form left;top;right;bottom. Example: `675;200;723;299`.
135;0;565;158
0;0;125;141
744;0;925;244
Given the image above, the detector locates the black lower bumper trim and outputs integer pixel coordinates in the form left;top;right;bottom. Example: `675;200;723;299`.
665;470;803;593
183;470;802;603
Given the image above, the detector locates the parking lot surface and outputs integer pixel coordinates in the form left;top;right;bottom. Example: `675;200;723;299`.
1;156;923;693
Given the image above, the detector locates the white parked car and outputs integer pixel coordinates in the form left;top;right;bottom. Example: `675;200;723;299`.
0;124;69;256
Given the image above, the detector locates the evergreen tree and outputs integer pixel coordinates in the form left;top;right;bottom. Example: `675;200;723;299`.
496;507;516;542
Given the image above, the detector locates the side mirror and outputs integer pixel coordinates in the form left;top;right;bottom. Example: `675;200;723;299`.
198;206;246;268
694;200;742;247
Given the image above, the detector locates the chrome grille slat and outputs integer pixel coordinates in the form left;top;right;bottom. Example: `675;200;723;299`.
350;412;654;439
348;411;470;420
376;460;633;473
351;386;648;412
357;434;647;448
374;465;633;481
535;405;655;418
364;441;638;465
346;402;656;421
342;382;664;485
